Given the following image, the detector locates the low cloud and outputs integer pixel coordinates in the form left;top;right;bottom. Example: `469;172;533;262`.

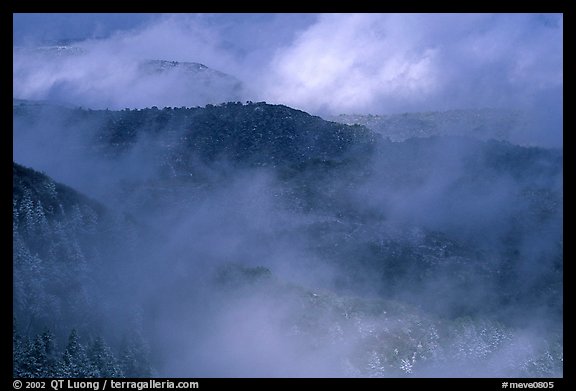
263;14;562;122
13;13;562;147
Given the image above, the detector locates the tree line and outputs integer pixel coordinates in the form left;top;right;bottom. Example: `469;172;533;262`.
13;324;151;378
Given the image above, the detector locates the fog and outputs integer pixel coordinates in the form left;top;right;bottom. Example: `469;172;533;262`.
12;13;562;379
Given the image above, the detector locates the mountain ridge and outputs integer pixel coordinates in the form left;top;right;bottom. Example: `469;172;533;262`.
13;100;563;377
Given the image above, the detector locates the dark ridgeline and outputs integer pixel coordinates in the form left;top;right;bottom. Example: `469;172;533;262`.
13;101;563;377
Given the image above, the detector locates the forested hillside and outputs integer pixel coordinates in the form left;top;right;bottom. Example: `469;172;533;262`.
13;101;563;377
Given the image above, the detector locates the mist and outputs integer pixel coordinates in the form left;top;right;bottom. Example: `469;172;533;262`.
12;13;562;379
13;13;562;147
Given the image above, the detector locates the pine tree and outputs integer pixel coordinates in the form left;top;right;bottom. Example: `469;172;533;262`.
15;336;35;378
13;320;26;377
367;350;386;377
119;333;151;377
13;227;54;331
19;330;58;377
21;192;36;236
40;330;59;376
57;329;93;377
88;337;123;377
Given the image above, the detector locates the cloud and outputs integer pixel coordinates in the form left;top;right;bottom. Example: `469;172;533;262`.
263;14;439;113
13;14;249;109
263;13;563;116
12;14;316;110
13;13;562;144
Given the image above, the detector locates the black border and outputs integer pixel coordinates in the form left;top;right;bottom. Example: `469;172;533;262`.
8;1;569;13
6;0;570;13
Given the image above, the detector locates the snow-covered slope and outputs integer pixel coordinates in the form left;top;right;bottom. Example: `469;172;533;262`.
13;46;247;109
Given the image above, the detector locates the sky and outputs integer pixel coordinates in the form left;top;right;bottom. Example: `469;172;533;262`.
13;13;563;146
